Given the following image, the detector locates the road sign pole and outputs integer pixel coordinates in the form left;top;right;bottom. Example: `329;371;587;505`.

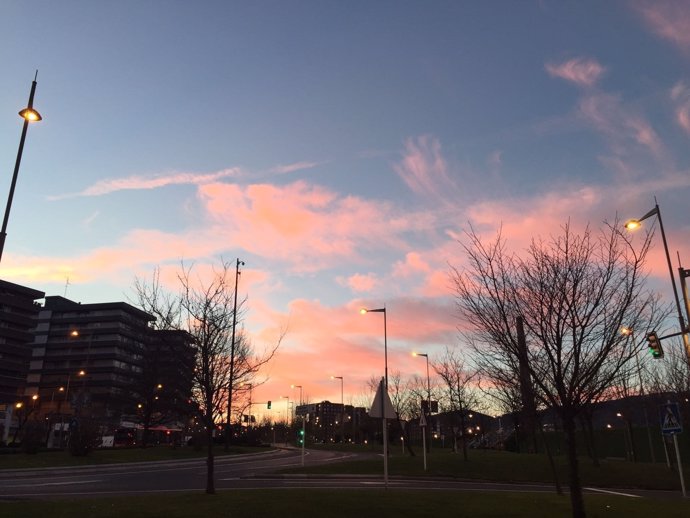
382;379;388;489
420;412;427;471
422;427;427;471
672;434;686;497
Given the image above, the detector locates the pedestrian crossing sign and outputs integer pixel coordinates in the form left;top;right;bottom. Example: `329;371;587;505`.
660;402;683;435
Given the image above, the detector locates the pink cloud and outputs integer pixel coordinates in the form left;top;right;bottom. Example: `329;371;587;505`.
338;273;379;293
545;57;605;87
636;1;690;50
199;180;413;272
393;135;458;203
392;252;430;278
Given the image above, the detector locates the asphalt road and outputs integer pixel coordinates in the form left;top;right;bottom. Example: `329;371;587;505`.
0;448;681;501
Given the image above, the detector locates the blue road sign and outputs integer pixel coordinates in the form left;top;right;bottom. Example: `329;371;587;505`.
660;403;683;435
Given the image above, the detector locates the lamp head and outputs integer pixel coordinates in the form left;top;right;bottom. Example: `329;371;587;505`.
620;326;633;336
624;219;641;230
19;108;41;122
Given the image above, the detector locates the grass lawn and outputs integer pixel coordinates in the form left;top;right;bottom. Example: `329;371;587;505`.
285;447;689;492
0;489;687;518
0;444;271;469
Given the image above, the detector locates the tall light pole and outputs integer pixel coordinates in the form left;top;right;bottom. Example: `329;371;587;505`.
331;376;344;442
625;201;690;361
0;71;42;263
292;384;305;465
360;305;390;486
413;351;432;455
360;307;388;388
226;258;245;451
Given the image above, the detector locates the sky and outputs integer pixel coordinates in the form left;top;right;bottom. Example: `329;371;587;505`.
2;0;690;421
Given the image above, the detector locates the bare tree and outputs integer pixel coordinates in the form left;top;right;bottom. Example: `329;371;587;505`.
452;221;663;518
133;261;283;494
434;347;480;460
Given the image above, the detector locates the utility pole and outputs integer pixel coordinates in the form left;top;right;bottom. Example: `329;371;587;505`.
225;258;244;451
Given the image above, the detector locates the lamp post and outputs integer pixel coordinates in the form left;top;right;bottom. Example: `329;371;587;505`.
57;371;84;449
360;305;390;487
625;202;690;361
0;71;42;263
360;307;388;387
280;395;290;446
331;376;345;442
226;258;245;450
413;351;432;456
292;384;305;465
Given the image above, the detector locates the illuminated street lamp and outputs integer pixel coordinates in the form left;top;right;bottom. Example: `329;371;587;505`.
625;202;690;361
360;307;388;387
0;72;42;263
360;305;390;487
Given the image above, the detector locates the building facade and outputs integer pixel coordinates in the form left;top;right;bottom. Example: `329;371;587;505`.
25;296;156;427
0;280;44;443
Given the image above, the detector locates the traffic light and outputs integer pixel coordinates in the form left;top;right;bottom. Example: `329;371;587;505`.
267;400;271;409
297;429;305;445
647;331;664;359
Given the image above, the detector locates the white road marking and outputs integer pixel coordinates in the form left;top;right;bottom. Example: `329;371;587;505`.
4;479;101;488
584;487;640;498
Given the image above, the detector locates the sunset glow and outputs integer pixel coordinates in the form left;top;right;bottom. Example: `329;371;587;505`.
1;1;689;420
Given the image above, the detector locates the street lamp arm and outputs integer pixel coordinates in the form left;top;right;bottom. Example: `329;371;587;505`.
637;207;659;223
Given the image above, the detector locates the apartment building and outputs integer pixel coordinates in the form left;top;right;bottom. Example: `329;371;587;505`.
26;296;156;425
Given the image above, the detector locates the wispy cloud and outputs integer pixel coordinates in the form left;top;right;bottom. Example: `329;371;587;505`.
671;81;690;134
545;57;605;87
636;1;690;51
578;92;665;160
47;168;242;200
267;161;322;175
393;135;458;204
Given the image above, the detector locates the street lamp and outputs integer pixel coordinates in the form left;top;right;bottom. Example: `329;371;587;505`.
413;351;432;456
360;305;390;487
331;376;344;442
291;384;303;405
281;395;290;426
0;71;42;263
360;307;388;387
291;384;305;466
625;201;690;361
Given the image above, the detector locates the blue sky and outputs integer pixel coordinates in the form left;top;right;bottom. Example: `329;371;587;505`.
1;1;690;409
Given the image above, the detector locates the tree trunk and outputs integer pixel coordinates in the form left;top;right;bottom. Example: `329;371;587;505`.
205;411;215;494
626;419;637;463
459;412;469;461
538;418;562;495
563;412;585;518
